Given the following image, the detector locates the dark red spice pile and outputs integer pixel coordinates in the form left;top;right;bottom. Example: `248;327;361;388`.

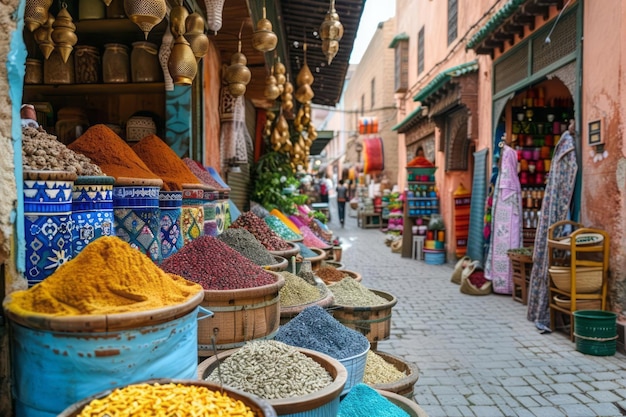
468;271;488;289
160;236;276;290
229;212;292;251
182;158;226;191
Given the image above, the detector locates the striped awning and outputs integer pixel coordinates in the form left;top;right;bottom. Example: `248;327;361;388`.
413;60;479;103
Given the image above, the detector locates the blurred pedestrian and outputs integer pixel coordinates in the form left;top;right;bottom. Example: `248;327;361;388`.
336;179;347;228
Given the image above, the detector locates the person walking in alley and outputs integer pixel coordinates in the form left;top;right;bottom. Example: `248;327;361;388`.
336;179;348;228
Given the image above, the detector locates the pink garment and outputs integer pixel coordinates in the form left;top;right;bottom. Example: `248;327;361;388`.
484;145;523;294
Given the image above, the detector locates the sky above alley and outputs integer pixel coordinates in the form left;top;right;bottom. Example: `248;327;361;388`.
349;0;396;64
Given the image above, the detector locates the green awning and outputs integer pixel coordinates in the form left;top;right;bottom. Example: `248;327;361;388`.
466;0;527;50
388;32;409;48
392;106;422;132
413;60;479;103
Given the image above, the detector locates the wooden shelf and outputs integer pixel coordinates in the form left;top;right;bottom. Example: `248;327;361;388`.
24;83;166;96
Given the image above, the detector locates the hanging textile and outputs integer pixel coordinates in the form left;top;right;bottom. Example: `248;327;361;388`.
527;125;578;331
484;143;522;294
219;84;249;172
466;149;489;262
362;137;384;173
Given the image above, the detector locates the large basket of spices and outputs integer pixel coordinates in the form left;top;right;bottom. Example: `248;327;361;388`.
328;278;397;349
265;214;304;242
217;228;287;272
279;270;335;325
161;236;285;356
2;236;206;417
198;341;347;417
275;305;370;396
58;378;276;417
338;383;429;417
231;211;301;259
266;255;288;271
363;350;419;398
295;242;327;271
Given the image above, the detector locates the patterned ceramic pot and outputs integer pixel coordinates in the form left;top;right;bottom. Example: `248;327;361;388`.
202;190;220;237
112;178;162;263
71;176;115;256
159;191;183;261
181;187;205;245
23;170;77;286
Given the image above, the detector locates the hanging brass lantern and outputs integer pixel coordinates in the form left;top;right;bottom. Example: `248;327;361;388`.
101;0;112;7
168;35;198;86
184;12;210;62
51;7;77;64
204;0;225;33
281;78;294;113
24;0;53;32
169;4;189;38
124;0;167;39
34;14;55;59
225;37;251;97
319;0;344;65
274;57;286;90
295;43;314;104
251;3;277;53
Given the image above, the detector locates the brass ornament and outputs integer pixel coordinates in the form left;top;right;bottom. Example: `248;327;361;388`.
281;79;294;113
225;37;251;97
24;0;53;32
251;4;277;53
34;14;55;59
274;57;286;93
264;73;280;100
168;35;198;85
102;0;112;6
124;0;167;39
184;12;210;62
319;0;344;64
169;4;189;38
51;7;77;64
295;43;314;104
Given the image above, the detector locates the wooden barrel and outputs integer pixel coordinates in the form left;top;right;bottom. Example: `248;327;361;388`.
307;247;327;271
377;389;429;417
367;350;420;398
198;347;347;417
198;271;285;356
59;378;277;417
264;255;288;272
280;287;334;326
331;290;397;348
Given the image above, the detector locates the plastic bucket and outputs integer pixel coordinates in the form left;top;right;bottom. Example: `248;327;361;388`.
23;170;77;286
198;347;347;417
338;344;370;396
6;292;207;417
573;310;618;356
71;176;115;256
112;179;162;263
159;190;183;260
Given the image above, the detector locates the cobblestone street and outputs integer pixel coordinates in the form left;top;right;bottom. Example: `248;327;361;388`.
330;202;626;417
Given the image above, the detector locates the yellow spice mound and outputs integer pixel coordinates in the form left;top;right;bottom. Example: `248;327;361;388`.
5;236;202;316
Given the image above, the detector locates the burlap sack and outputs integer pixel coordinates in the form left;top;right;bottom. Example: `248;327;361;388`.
460;261;492;295
451;255;471;285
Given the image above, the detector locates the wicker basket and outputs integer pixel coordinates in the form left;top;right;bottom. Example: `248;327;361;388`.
553;295;602;311
367;350;419;398
549;266;603;293
336;269;362;283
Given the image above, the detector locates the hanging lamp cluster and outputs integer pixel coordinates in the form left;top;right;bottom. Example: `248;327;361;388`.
124;0;166;39
224;22;251;97
27;0;77;63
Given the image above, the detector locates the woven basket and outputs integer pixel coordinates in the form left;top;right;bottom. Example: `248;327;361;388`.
307;247;327;271
336;269;362;283
377;390;429;417
553;295;602;311
549;266;603;293
367;350;419;398
264;255;288;272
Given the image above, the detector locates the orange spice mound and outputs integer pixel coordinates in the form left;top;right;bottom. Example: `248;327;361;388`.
132;135;202;191
4;236;202;316
68;124;160;181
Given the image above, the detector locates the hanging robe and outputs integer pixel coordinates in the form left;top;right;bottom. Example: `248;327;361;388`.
484;144;523;294
527;130;578;330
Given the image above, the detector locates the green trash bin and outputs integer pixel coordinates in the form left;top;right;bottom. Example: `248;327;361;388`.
573;310;618;356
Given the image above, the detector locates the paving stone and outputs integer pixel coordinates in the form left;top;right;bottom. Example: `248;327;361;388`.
557;404;598;417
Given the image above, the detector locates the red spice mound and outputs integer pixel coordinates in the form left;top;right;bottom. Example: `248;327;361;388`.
468;271;488;289
183;158;226;191
132;135;202;191
230;212;292;251
160;236;276;290
68;124;159;181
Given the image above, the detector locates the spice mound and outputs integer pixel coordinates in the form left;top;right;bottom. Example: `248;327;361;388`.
338;383;409;417
300;226;330;248
328;278;388;307
132;134;202;191
316;266;350;284
22;126;104;176
68;124;160;181
363;351;407;385
160;236;277;290
230;211;292;251
75;382;255;417
217;228;277;266
4;236;202;316
264;215;303;241
204;340;332;400
183;158;227;191
279;271;324;307
275;305;369;360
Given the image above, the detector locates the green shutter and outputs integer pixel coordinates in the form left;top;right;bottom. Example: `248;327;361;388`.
466;149;488;262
